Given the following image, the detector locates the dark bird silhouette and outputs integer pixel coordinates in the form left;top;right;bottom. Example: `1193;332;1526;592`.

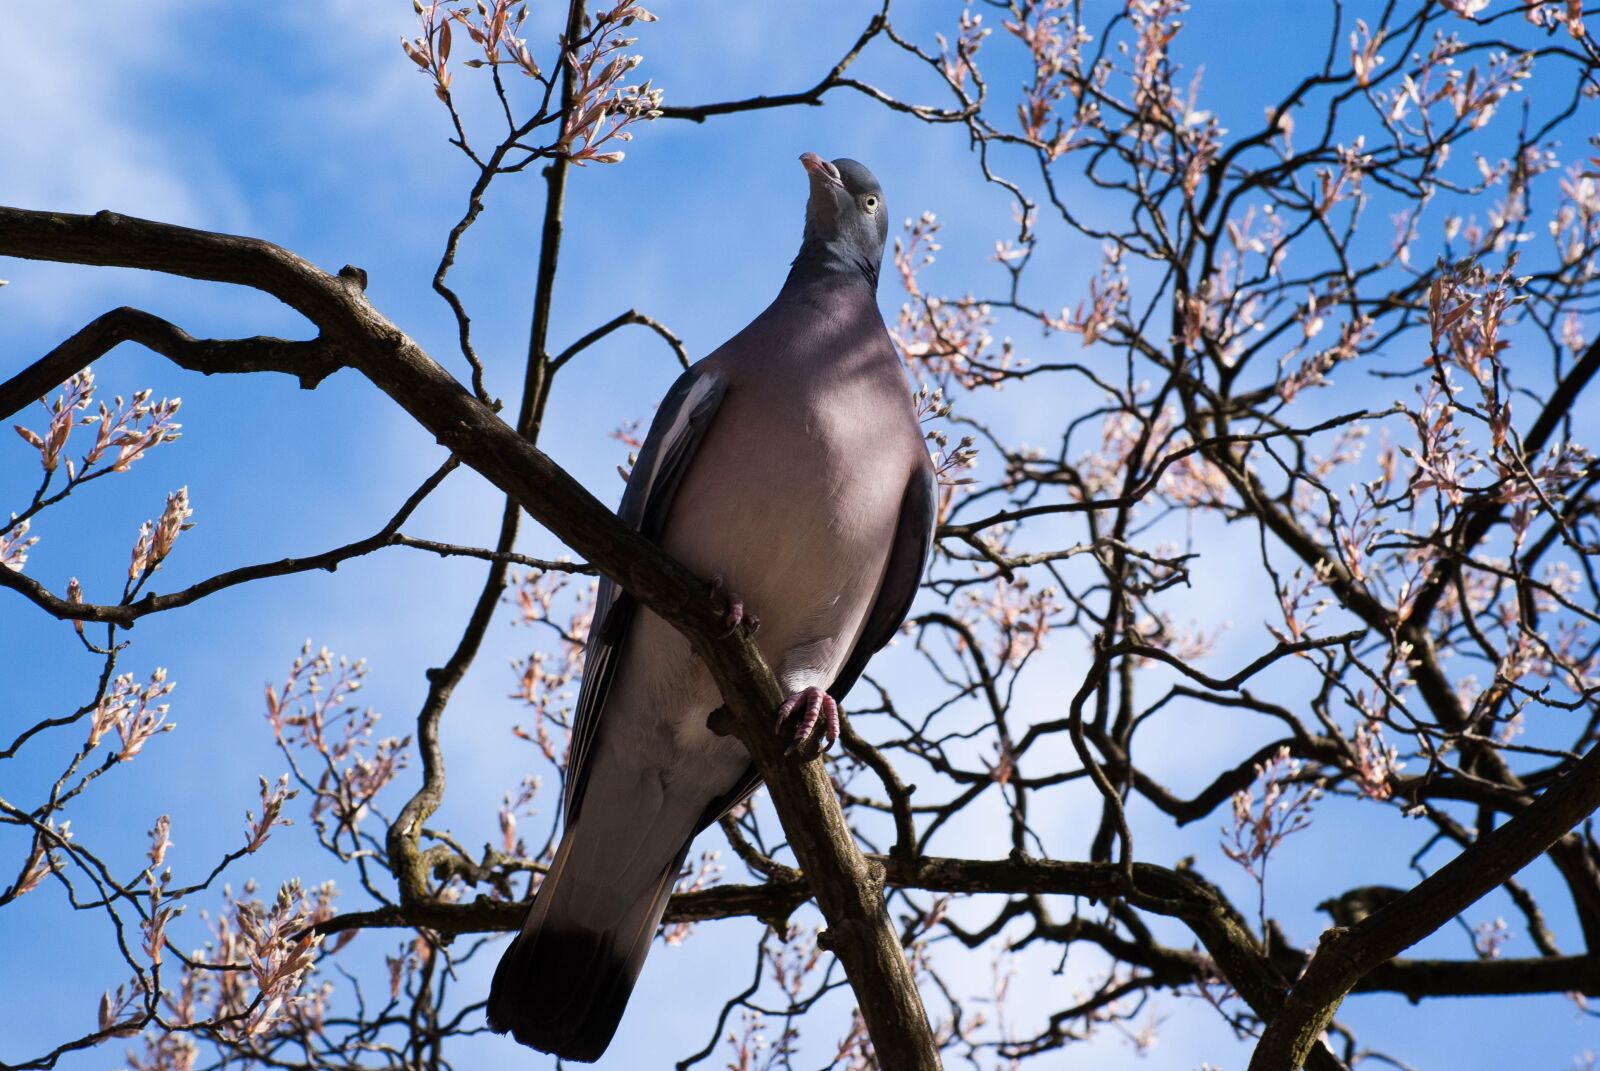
1318;885;1407;926
485;153;935;1061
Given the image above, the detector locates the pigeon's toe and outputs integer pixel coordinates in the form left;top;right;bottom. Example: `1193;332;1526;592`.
709;576;761;637
777;686;839;755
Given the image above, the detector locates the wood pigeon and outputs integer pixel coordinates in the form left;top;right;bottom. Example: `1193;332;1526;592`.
487;152;935;1061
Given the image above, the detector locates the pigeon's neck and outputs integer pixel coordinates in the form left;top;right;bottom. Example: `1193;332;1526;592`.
785;235;880;294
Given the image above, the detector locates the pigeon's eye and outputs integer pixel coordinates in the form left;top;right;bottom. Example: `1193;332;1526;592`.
863;195;879;212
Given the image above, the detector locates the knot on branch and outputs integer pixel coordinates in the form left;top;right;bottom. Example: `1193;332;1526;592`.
706;704;736;737
864;856;887;893
816;917;883;955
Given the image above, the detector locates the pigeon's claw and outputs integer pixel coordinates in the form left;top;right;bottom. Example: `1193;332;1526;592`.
777;686;840;756
709;576;761;638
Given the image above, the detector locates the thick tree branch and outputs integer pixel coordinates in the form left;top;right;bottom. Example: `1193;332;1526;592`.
315;851;1599;1014
0;306;342;422
1250;739;1600;1071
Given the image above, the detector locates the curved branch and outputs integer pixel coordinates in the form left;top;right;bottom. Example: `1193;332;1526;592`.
0;305;342;421
656;5;976;127
0;460;458;625
549;308;690;374
657;8;885;123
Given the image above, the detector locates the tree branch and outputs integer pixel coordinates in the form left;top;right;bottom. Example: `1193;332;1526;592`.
0;460;457;625
1250;739;1600;1071
0;305;343;422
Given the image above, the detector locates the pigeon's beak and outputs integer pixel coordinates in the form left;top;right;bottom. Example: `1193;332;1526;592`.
800;152;845;190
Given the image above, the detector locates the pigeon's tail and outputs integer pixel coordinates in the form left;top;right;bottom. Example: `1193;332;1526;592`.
486;808;693;1062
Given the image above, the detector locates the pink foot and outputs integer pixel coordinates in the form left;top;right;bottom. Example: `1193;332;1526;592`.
709;575;760;637
776;686;840;755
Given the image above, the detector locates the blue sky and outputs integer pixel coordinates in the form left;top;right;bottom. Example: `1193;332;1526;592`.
3;2;1596;1069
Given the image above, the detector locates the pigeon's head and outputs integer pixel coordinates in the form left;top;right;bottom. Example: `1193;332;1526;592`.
793;153;887;288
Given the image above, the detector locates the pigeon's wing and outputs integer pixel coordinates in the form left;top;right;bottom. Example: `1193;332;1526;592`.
564;367;727;825
696;462;936;831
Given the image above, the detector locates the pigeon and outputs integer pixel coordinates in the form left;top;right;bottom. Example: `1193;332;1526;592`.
486;153;936;1061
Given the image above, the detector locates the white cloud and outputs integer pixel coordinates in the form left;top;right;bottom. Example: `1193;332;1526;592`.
0;1;247;225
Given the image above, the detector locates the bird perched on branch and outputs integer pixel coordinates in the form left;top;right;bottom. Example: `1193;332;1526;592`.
1318;884;1407;927
486;153;935;1061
